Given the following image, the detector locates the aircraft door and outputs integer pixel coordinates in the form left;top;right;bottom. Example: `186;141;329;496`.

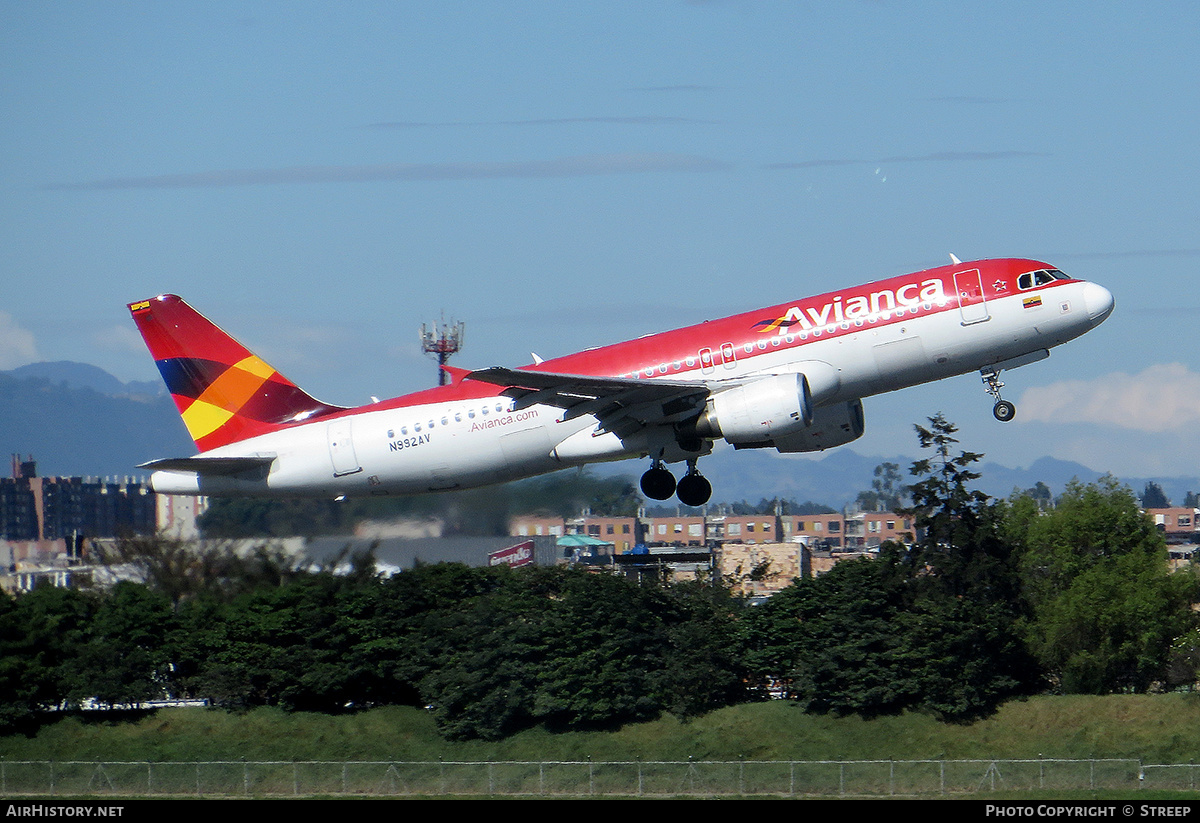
954;269;990;325
327;419;362;477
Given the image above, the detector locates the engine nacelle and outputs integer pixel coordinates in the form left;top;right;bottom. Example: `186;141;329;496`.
693;373;813;446
770;399;865;453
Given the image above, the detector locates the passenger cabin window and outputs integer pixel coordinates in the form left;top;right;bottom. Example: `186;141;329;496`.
1017;269;1069;290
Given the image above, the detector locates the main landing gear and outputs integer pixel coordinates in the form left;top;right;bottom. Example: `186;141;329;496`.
981;367;1017;422
640;458;712;507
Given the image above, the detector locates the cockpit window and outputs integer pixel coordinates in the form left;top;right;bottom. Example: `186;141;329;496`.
1017;269;1069;290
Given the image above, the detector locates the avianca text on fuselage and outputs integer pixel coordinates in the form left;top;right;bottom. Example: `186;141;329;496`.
754;277;949;334
129;257;1113;507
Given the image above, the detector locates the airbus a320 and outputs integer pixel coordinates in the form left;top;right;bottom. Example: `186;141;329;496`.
129;257;1113;507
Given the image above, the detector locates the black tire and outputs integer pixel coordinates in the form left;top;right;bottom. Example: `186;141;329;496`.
676;473;712;507
640;467;677;500
993;400;1016;422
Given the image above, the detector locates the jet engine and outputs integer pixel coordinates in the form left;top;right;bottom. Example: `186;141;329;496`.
769;399;865;453
691;373;813;446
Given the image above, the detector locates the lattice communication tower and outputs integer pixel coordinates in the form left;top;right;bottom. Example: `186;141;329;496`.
420;315;465;386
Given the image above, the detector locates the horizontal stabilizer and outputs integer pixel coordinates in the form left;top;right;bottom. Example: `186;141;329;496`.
138;455;277;476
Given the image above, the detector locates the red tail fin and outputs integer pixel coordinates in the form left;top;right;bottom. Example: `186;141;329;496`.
128;295;345;452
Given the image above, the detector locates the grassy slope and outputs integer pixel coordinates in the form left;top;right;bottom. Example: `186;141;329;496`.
3;695;1200;764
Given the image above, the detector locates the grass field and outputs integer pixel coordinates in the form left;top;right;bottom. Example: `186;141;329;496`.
4;694;1200;765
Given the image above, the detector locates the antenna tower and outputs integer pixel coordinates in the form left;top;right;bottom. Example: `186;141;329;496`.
420;314;465;386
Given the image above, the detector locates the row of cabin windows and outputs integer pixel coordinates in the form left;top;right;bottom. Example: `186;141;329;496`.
389;400;514;438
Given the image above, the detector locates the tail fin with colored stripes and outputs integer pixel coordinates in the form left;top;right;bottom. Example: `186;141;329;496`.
128;295;345;452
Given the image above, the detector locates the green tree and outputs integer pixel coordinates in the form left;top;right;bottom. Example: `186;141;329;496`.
0;589;59;728
0;585;94;721
64;582;177;706
856;462;908;512
1021;481;1054;510
417;565;747;740
1141;481;1170;509
1008;476;1198;693
743;552;914;716
742;415;1035;721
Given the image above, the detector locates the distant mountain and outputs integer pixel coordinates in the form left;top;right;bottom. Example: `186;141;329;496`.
0;362;192;479
5;361;163;398
599;445;1199;511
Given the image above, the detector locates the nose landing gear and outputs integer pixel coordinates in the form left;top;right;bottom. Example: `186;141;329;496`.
981;367;1016;422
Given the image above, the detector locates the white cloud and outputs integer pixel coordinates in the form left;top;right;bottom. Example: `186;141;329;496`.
0;312;39;369
91;324;146;357
1017;363;1200;433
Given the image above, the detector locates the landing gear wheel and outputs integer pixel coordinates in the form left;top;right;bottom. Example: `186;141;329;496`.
981;368;1016;423
676;472;712;507
640;466;677;500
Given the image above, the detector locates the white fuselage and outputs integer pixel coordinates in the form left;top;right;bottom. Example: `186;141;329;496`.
150;277;1111;498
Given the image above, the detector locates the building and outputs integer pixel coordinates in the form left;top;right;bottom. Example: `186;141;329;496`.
510;508;912;553
1;455;206;591
1145;507;1199;541
716;542;874;597
567;515;639;553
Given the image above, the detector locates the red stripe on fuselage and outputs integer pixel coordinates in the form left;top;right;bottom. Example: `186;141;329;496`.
323;258;1072;417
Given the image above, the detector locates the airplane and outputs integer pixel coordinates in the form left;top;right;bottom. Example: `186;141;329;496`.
129;257;1113;507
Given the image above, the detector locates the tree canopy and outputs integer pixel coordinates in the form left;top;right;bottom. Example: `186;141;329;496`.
1007;476;1198;693
4;416;1198;738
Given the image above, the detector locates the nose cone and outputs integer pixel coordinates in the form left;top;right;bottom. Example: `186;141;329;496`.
1082;282;1114;326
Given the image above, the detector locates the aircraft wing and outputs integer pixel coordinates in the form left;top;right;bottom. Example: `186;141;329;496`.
466;367;711;438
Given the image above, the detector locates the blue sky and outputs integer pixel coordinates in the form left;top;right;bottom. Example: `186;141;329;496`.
2;1;1198;482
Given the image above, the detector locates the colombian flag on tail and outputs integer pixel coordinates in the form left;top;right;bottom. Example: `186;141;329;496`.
128;295;345;452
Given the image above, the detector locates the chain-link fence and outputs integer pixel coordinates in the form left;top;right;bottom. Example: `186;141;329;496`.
1;757;1192;797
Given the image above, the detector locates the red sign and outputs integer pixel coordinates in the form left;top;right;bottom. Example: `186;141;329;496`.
489;540;534;568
